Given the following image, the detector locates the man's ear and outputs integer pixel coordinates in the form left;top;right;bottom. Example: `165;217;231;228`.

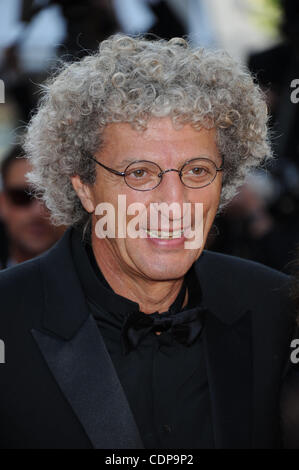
71;175;95;213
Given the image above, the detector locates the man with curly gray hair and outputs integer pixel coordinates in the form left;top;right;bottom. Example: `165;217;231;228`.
0;34;295;449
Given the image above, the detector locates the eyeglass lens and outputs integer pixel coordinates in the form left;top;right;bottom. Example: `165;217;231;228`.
124;158;218;190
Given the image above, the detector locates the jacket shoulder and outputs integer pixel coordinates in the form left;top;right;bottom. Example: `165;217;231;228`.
0;231;68;302
200;249;290;287
196;250;295;330
0;256;43;315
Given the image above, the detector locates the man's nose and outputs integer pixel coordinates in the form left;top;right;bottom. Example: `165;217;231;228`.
155;170;187;210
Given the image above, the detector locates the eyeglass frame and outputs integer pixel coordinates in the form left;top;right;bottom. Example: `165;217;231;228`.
87;154;224;191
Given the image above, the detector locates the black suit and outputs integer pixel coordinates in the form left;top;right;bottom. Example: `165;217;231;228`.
0;228;295;449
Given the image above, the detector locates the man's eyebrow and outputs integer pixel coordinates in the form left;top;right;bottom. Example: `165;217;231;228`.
114;158;136;168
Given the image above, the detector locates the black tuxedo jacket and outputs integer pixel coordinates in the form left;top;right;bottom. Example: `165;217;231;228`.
0;228;295;449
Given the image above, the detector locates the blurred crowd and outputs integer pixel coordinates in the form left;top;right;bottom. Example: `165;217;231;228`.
0;0;299;273
210;0;299;273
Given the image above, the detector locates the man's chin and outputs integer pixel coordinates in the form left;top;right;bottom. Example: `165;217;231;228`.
133;259;195;282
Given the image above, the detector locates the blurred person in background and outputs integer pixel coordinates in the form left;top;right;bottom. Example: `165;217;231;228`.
14;0;119;56
248;0;299;220
0;0;188;128
146;0;186;39
0;0;120;123
210;0;299;273
0;145;65;269
34;0;120;57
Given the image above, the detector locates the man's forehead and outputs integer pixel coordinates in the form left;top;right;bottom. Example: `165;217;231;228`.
97;119;219;168
100;118;217;149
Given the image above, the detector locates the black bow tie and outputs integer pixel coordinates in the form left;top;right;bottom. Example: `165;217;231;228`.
121;306;206;354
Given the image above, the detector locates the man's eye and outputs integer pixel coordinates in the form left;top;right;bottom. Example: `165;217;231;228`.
130;169;147;178
190;167;206;175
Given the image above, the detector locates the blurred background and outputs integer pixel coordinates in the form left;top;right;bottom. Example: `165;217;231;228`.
0;0;298;272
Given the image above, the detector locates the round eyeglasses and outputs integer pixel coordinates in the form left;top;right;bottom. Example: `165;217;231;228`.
88;156;223;191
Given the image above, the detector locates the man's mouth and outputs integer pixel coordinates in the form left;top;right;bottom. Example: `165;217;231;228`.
145;229;185;239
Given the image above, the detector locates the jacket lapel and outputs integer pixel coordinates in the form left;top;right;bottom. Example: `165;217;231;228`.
32;316;143;449
195;251;253;448
33;229;143;449
203;309;253;448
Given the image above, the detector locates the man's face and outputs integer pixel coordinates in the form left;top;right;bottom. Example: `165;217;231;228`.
87;118;223;281
0;158;64;259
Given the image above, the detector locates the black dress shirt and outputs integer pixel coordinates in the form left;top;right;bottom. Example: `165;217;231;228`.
71;227;214;449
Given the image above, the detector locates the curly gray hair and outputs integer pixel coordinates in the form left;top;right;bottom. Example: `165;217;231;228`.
24;34;271;227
